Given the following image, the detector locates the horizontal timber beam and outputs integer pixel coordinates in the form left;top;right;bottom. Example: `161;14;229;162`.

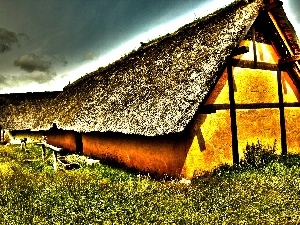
197;102;300;112
231;46;249;57
197;105;216;114
263;1;283;12
231;59;280;71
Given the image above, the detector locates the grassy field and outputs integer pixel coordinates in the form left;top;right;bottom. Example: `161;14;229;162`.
0;143;300;224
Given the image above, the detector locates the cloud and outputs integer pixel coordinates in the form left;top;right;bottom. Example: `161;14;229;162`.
0;74;14;90
0;28;19;53
20;70;57;84
13;53;57;84
14;53;51;73
60;56;68;67
82;52;95;61
0;74;9;86
17;33;31;46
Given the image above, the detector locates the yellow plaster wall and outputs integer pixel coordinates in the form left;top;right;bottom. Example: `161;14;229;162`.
282;71;300;103
280;71;300;154
233;41;282;156
82;132;188;177
285;108;300;154
185;41;287;176
236;109;281;157
233;68;279;104
182;111;233;179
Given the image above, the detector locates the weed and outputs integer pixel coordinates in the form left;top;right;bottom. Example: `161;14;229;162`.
241;140;278;168
0;143;299;224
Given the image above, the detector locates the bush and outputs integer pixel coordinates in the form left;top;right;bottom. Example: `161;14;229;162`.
241;140;278;168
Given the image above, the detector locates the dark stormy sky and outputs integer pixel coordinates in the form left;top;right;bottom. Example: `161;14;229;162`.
0;0;299;94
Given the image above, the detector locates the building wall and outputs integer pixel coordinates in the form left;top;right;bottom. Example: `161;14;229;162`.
44;130;77;152
5;130;44;144
182;110;233;179
282;71;300;154
82;132;188;177
185;39;300;176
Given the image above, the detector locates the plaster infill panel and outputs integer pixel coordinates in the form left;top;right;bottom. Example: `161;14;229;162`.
233;68;279;104
284;107;300;154
236;108;281;159
183;110;233;179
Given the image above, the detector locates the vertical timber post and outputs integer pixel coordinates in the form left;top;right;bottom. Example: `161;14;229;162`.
252;26;257;68
227;63;239;164
41;145;46;161
53;150;58;171
277;70;288;155
75;131;83;154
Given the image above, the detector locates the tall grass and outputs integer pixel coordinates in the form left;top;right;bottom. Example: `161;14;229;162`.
0;143;300;224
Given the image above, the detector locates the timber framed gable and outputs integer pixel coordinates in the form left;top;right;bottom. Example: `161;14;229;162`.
193;0;300;170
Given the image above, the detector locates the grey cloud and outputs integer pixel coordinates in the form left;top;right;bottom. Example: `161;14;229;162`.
82;52;95;61
0;74;8;88
0;74;13;90
0;74;6;83
60;56;68;67
14;53;51;73
17;33;31;46
13;53;57;84
19;71;57;84
0;28;18;53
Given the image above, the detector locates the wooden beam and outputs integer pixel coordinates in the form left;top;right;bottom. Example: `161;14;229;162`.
252;26;258;68
231;46;249;57
263;1;283;11
53;151;58;171
41;144;46;161
268;11;300;73
200;102;300;111
277;71;288;155
42;142;62;152
227;64;239;165
268;12;294;57
279;55;300;65
37;142;62;170
197;105;216;114
231;59;280;71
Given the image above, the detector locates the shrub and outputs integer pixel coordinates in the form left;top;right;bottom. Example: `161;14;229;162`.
241;140;278;168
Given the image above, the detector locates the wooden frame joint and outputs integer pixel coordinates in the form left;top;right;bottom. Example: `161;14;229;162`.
197;105;216;114
231;46;249;57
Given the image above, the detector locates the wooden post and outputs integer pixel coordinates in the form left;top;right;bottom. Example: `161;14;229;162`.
53;151;58;171
75;132;83;154
41;145;46;161
277;71;288;155
252;26;257;68
227;64;239;164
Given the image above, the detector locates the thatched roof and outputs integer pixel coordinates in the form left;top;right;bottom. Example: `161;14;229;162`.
0;92;60;130
34;0;264;136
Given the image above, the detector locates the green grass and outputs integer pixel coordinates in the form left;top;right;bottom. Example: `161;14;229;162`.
0;143;300;224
